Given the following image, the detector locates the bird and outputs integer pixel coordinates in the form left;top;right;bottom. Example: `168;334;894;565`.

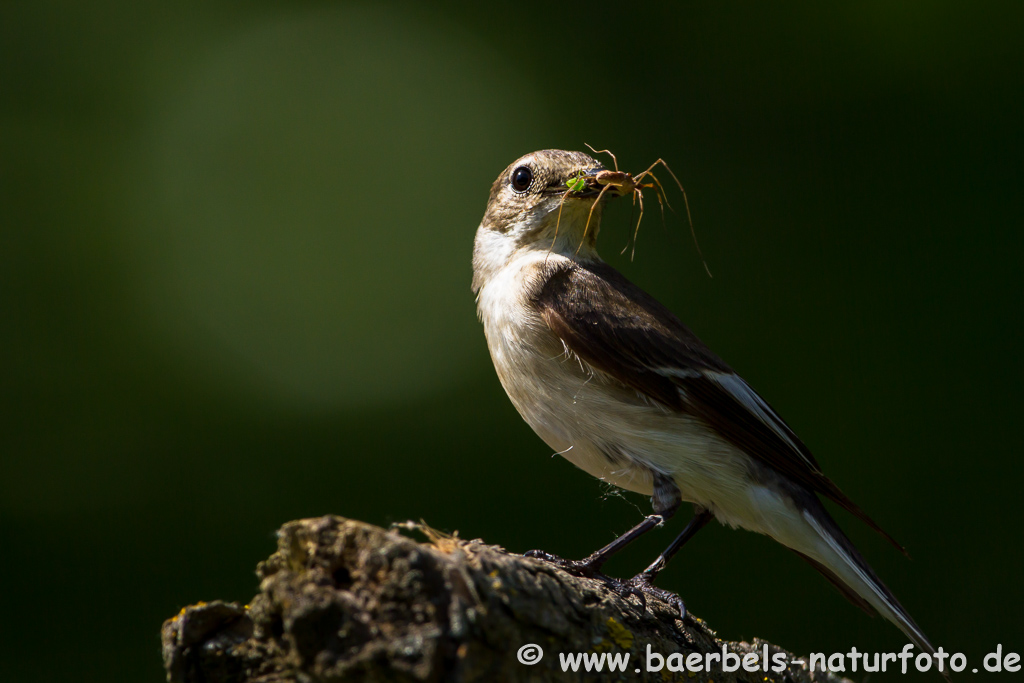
471;148;945;669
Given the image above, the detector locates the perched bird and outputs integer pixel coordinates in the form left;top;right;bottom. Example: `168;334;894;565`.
472;149;943;666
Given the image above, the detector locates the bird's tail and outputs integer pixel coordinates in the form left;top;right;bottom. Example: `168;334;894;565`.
790;500;951;682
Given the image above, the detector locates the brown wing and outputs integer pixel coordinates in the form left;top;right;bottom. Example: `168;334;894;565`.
535;260;905;554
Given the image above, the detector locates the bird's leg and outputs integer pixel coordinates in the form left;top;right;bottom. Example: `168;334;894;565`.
625;508;715;618
524;513;667;578
524;473;682;604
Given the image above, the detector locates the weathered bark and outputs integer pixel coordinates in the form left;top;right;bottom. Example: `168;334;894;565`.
162;515;849;683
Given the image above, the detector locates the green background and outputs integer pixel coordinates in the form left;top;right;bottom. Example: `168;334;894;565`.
2;2;1021;680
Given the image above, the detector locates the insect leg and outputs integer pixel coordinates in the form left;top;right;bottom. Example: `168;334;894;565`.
576;183;613;255
645;159;711;277
630;188;646;261
584;143;620;172
547;189;573;261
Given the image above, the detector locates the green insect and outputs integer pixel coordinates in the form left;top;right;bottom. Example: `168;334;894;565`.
565;174;587;193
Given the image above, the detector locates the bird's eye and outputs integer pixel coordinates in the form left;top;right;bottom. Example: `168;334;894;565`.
510;166;533;193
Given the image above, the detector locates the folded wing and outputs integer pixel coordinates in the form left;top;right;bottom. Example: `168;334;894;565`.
535;260;905;554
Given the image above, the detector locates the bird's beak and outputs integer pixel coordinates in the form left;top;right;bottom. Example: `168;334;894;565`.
544;167;608;198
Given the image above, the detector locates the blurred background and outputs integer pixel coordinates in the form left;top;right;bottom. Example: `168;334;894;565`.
2;1;1022;680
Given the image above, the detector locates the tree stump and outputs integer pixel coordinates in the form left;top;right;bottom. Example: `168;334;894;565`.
161;515;849;683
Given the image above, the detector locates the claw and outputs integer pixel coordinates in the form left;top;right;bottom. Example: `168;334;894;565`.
598;576;645;606
522;549;605;578
523;549;563;563
625;573;688;620
620;581;647;610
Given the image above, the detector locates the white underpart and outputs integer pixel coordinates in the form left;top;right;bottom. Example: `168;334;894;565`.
476;245;800;536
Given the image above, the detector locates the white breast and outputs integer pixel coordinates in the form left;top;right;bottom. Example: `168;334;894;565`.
476;247;773;532
476;249;663;497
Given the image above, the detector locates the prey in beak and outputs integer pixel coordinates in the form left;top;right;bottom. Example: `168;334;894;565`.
542;165;620;257
583;145;708;269
549;146;690;260
541;166;607;198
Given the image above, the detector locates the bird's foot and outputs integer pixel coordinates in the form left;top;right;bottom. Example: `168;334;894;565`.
522;549;609;579
619;572;688;619
522;551;680;615
525;549;651;606
601;576;649;609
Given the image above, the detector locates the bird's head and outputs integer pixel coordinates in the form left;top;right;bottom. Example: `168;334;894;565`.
473;149;619;292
